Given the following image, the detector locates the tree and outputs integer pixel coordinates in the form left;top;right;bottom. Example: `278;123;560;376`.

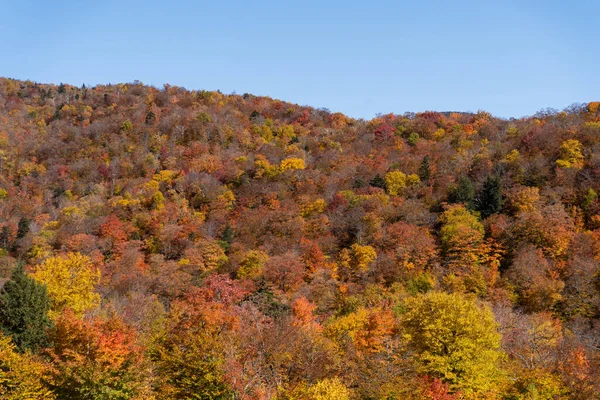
474;175;503;218
32;253;101;318
438;204;500;294
0;263;52;353
505;245;564;312
149;276;245;399
324;306;395;353
401;292;503;397
218;223;233;251
0;333;54;399
237;249;269;280
280;157;306;171
370;174;386;189
418;155;431;182
45;310;149;400
307;377;351;400
438;204;484;268
385;170;408;196
556;139;584;169
407;132;420;146
448;176;475;207
16;217;29;240
338;243;377;279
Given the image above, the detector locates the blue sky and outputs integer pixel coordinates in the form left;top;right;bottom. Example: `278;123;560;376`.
1;0;598;119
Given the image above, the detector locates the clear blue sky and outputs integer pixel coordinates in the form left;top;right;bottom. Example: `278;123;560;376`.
1;0;598;119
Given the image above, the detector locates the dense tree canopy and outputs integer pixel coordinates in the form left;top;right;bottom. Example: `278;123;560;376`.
0;77;599;398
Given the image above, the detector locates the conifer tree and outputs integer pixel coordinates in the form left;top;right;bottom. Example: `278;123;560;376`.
0;263;52;352
475;175;503;218
418;155;431;182
369;174;386;190
448;175;475;208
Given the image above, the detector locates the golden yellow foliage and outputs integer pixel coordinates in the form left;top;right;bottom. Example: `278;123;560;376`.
280;157;306;171
0;334;54;399
504;149;521;163
433;128;446;141
301;198;327;217
19;162;46;178
339;243;377;274
406;173;421;186
587;101;600;113
307;377;351;400
32;253;101;319
385;171;407;196
556;139;584;169
254;155;280;178
509;186;540;213
401;292;503;397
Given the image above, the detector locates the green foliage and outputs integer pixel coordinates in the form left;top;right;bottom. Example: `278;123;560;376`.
16;217;29;240
407;132;420;146
370;174;386;189
196;112;212;123
448;176;475;207
406;272;435;295
218;223;234;251
474;175;503;218
418;155;431;182
0;263;52;353
121;119;133;132
582;188;597;210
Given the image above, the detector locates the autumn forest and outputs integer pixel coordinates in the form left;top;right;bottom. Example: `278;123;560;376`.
0;78;600;399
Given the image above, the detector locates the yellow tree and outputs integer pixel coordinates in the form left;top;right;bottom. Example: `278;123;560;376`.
556;139;584;169
237;249;269;279
0;333;54;399
385;171;407;196
385;171;420;196
280;157;306;171
401;292;503;398
338;243;377;280
306;377;351;400
438;204;496;293
32;253;101;319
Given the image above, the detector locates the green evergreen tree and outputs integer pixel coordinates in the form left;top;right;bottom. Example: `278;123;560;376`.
475;175;503;218
218;223;234;252
0;262;52;352
448;175;475;208
16;217;29;240
369;174;387;190
0;226;10;251
418;155;431;182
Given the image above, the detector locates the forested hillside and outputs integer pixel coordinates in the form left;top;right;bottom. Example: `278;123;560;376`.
0;77;599;399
